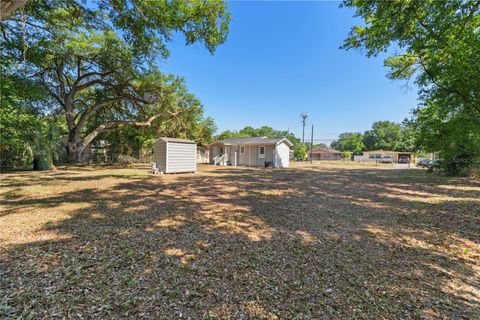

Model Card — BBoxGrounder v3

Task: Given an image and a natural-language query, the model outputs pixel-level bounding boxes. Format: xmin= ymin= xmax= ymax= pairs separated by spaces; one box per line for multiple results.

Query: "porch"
xmin=211 ymin=144 xmax=274 ymax=167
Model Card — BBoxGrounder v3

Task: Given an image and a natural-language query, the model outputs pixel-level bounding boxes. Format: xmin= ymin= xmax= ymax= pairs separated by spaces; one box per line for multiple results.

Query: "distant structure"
xmin=301 ymin=112 xmax=308 ymax=143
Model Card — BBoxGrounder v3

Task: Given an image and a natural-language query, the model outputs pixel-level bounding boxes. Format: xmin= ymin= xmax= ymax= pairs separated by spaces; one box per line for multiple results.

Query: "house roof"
xmin=212 ymin=136 xmax=293 ymax=146
xmin=310 ymin=148 xmax=342 ymax=154
xmin=155 ymin=137 xmax=196 ymax=144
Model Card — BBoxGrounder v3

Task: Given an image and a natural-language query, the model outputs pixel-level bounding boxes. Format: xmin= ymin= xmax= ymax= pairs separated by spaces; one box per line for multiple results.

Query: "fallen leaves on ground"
xmin=0 ymin=163 xmax=479 ymax=319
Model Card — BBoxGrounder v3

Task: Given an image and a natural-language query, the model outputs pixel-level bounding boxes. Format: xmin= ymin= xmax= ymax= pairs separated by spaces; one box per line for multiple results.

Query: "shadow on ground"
xmin=1 ymin=165 xmax=479 ymax=319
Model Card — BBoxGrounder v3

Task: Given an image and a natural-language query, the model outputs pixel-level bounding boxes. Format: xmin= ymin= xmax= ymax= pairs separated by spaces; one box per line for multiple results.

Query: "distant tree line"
xmin=331 ymin=121 xmax=417 ymax=156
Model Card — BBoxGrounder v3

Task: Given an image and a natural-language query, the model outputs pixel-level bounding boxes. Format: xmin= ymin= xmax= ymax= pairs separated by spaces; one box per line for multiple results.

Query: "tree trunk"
xmin=64 ymin=114 xmax=164 ymax=163
xmin=33 ymin=156 xmax=40 ymax=171
xmin=66 ymin=140 xmax=85 ymax=163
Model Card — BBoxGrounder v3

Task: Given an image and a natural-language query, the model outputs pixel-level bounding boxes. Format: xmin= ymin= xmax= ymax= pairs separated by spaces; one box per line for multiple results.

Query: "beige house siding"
xmin=238 ymin=145 xmax=250 ymax=165
xmin=209 ymin=143 xmax=289 ymax=167
xmin=209 ymin=137 xmax=292 ymax=168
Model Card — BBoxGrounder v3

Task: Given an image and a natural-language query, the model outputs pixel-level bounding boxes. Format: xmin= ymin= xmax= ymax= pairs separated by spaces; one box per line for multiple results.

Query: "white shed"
xmin=153 ymin=137 xmax=197 ymax=173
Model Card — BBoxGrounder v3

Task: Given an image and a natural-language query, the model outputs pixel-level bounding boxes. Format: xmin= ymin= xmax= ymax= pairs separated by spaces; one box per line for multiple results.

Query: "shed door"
xmin=167 ymin=142 xmax=196 ymax=173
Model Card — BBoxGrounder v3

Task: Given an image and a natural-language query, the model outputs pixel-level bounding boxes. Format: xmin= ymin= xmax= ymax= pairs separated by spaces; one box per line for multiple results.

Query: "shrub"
xmin=116 ymin=155 xmax=136 ymax=167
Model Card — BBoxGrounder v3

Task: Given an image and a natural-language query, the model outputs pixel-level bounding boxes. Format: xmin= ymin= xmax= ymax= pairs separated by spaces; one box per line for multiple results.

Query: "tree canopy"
xmin=331 ymin=121 xmax=416 ymax=155
xmin=1 ymin=0 xmax=230 ymax=163
xmin=331 ymin=132 xmax=364 ymax=155
xmin=363 ymin=121 xmax=415 ymax=152
xmin=342 ymin=0 xmax=480 ymax=175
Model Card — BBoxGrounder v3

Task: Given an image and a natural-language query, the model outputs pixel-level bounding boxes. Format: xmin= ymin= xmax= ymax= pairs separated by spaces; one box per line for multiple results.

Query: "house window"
xmin=258 ymin=146 xmax=265 ymax=158
xmin=240 ymin=146 xmax=245 ymax=154
xmin=369 ymin=154 xmax=382 ymax=159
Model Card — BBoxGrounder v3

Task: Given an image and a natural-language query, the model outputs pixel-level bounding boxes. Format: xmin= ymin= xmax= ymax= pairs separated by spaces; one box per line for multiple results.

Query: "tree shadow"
xmin=1 ymin=165 xmax=479 ymax=318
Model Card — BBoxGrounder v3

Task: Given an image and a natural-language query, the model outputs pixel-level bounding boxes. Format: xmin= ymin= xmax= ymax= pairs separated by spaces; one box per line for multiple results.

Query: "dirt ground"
xmin=1 ymin=162 xmax=479 ymax=319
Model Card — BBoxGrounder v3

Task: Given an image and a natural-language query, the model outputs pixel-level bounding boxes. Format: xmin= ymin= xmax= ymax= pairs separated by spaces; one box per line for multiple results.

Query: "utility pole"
xmin=301 ymin=112 xmax=308 ymax=143
xmin=310 ymin=124 xmax=314 ymax=164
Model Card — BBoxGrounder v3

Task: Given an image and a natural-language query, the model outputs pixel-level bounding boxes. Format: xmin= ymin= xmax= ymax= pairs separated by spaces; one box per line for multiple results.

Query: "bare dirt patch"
xmin=1 ymin=164 xmax=479 ymax=319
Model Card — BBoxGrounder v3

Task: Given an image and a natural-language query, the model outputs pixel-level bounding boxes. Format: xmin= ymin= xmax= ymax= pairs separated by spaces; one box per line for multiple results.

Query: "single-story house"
xmin=307 ymin=148 xmax=343 ymax=161
xmin=209 ymin=136 xmax=293 ymax=168
xmin=357 ymin=150 xmax=415 ymax=163
xmin=153 ymin=137 xmax=197 ymax=173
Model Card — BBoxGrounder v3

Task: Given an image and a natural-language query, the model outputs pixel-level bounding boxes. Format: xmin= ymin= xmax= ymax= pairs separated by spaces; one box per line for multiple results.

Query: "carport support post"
xmin=310 ymin=125 xmax=314 ymax=164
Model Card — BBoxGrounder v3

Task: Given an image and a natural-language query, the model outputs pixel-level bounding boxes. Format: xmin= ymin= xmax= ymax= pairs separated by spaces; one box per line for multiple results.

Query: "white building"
xmin=209 ymin=136 xmax=292 ymax=168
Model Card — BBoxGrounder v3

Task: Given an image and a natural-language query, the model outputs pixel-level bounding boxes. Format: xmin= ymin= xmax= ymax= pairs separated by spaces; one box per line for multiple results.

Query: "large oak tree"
xmin=1 ymin=0 xmax=230 ymax=162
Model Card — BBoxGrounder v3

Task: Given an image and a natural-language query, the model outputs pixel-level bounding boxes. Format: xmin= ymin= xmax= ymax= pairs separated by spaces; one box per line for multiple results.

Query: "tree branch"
xmin=72 ymin=97 xmax=125 ymax=141
xmin=39 ymin=72 xmax=64 ymax=107
xmin=82 ymin=113 xmax=164 ymax=148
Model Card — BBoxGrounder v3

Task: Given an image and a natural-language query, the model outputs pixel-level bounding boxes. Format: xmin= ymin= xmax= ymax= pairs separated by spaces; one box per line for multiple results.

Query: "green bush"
xmin=117 ymin=155 xmax=137 ymax=167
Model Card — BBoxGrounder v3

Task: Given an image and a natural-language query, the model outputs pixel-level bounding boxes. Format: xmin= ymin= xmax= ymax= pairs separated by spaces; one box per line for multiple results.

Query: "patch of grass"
xmin=0 ymin=164 xmax=478 ymax=318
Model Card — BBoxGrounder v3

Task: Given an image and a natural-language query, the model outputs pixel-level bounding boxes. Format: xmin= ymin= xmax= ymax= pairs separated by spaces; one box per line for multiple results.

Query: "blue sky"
xmin=160 ymin=1 xmax=418 ymax=143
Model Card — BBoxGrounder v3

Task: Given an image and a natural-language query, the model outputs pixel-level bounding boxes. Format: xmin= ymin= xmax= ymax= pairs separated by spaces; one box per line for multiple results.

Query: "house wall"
xmin=226 ymin=146 xmax=235 ymax=165
xmin=361 ymin=151 xmax=410 ymax=163
xmin=223 ymin=145 xmax=248 ymax=166
xmin=153 ymin=140 xmax=167 ymax=172
xmin=209 ymin=145 xmax=220 ymax=164
xmin=166 ymin=142 xmax=196 ymax=173
xmin=238 ymin=145 xmax=249 ymax=165
xmin=245 ymin=145 xmax=273 ymax=167
xmin=274 ymin=142 xmax=290 ymax=168
xmin=209 ymin=144 xmax=233 ymax=165
xmin=353 ymin=155 xmax=364 ymax=162
xmin=209 ymin=144 xmax=278 ymax=167
xmin=321 ymin=153 xmax=342 ymax=160
xmin=209 ymin=142 xmax=294 ymax=167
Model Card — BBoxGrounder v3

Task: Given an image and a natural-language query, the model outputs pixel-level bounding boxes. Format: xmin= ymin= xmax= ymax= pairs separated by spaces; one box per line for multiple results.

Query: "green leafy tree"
xmin=91 ymin=80 xmax=217 ymax=162
xmin=341 ymin=151 xmax=352 ymax=160
xmin=28 ymin=117 xmax=63 ymax=170
xmin=411 ymin=105 xmax=480 ymax=176
xmin=342 ymin=0 xmax=480 ymax=174
xmin=363 ymin=121 xmax=403 ymax=151
xmin=216 ymin=130 xmax=239 ymax=140
xmin=0 ymin=69 xmax=60 ymax=170
xmin=293 ymin=143 xmax=307 ymax=161
xmin=1 ymin=0 xmax=230 ymax=163
xmin=331 ymin=132 xmax=364 ymax=155
xmin=362 ymin=121 xmax=416 ymax=152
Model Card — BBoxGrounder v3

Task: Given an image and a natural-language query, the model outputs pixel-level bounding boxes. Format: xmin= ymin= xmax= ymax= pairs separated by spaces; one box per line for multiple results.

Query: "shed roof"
xmin=155 ymin=137 xmax=196 ymax=144
xmin=212 ymin=136 xmax=293 ymax=146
